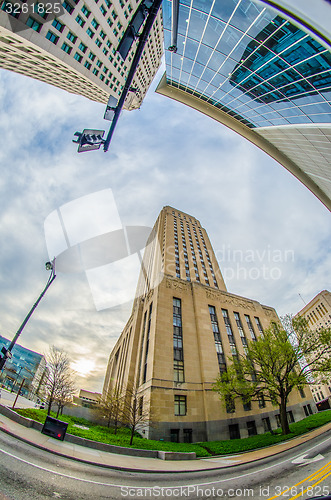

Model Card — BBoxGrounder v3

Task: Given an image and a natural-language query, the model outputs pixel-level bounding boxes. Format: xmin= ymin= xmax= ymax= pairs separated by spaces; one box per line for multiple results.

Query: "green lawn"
xmin=15 ymin=408 xmax=331 ymax=458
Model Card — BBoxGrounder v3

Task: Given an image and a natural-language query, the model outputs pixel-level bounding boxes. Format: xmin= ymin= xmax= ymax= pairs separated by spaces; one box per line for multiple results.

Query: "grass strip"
xmin=15 ymin=408 xmax=331 ymax=458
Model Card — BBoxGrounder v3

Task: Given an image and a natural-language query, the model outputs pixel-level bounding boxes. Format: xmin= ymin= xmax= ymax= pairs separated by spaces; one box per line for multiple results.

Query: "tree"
xmin=96 ymin=386 xmax=124 ymax=432
xmin=54 ymin=375 xmax=76 ymax=418
xmin=43 ymin=346 xmax=76 ymax=416
xmin=121 ymin=383 xmax=151 ymax=445
xmin=213 ymin=317 xmax=331 ymax=435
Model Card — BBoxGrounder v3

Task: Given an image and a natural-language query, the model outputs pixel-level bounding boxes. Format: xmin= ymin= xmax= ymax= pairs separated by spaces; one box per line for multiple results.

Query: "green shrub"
xmin=14 ymin=408 xmax=331 ymax=458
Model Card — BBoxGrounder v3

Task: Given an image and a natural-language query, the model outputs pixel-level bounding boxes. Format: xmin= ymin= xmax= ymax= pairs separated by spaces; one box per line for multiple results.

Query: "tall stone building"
xmin=103 ymin=206 xmax=315 ymax=442
xmin=294 ymin=290 xmax=331 ymax=404
xmin=0 ymin=0 xmax=163 ymax=107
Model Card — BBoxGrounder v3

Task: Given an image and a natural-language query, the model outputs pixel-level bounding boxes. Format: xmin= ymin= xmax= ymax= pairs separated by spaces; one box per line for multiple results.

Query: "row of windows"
xmin=174 ymin=219 xmax=180 ymax=278
xmin=198 ymin=228 xmax=218 ymax=288
xmin=209 ymin=306 xmax=260 ymax=374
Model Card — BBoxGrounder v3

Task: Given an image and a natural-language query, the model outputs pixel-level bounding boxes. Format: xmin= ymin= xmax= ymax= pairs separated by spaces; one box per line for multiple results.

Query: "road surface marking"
xmin=292 ymin=453 xmax=324 ymax=466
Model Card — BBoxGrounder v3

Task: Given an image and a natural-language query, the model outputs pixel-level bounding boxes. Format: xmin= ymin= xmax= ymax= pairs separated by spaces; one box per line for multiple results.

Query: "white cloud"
xmin=0 ymin=66 xmax=329 ymax=392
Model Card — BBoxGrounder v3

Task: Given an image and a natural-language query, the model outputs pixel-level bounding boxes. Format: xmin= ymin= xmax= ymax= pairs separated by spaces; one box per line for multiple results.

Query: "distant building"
xmin=0 ymin=335 xmax=46 ymax=398
xmin=73 ymin=389 xmax=101 ymax=407
xmin=103 ymin=206 xmax=315 ymax=443
xmin=294 ymin=290 xmax=331 ymax=404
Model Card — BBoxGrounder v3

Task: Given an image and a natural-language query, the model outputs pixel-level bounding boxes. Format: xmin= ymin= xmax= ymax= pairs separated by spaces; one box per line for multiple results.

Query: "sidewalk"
xmin=1 ymin=409 xmax=331 ymax=473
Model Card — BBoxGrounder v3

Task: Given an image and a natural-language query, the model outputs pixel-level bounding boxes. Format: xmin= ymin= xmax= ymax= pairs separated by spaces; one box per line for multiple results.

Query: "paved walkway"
xmin=1 ymin=407 xmax=331 ymax=473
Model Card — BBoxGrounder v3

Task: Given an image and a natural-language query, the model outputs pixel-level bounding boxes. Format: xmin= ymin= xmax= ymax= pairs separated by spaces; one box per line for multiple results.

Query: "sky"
xmin=0 ymin=58 xmax=330 ymax=394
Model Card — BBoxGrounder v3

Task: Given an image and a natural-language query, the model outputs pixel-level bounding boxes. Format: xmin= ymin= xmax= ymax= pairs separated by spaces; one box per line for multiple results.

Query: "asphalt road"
xmin=0 ymin=429 xmax=331 ymax=500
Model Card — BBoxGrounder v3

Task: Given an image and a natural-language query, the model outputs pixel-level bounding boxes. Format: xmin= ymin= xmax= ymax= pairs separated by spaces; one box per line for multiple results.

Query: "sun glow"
xmin=71 ymin=359 xmax=95 ymax=377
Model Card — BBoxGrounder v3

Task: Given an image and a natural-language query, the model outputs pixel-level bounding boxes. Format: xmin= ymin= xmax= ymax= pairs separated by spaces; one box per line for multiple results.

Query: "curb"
xmin=1 ymin=405 xmax=331 ymax=474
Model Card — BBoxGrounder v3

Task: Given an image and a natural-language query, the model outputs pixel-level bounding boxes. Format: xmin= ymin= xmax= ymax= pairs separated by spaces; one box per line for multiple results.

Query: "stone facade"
xmin=294 ymin=290 xmax=331 ymax=404
xmin=103 ymin=206 xmax=316 ymax=442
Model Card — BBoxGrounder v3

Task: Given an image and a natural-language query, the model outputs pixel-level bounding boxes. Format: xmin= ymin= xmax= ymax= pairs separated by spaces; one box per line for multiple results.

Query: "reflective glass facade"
xmin=162 ymin=0 xmax=331 ymax=128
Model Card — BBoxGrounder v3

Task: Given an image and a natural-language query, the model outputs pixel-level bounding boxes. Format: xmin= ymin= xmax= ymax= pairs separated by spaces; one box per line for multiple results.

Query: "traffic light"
xmin=117 ymin=0 xmax=153 ymax=61
xmin=72 ymin=129 xmax=106 ymax=152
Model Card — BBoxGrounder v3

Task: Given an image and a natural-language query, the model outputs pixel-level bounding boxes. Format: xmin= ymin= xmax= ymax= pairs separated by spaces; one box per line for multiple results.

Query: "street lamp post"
xmin=0 ymin=259 xmax=56 ymax=372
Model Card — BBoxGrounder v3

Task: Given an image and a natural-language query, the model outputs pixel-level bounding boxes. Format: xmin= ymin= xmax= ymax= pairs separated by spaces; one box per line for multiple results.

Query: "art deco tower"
xmin=103 ymin=206 xmax=315 ymax=442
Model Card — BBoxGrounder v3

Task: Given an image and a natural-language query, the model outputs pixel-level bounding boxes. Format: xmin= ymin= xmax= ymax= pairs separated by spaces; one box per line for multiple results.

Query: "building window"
xmin=262 ymin=417 xmax=272 ymax=433
xmin=258 ymin=395 xmax=266 ymax=408
xmin=222 ymin=309 xmax=236 ymax=346
xmin=234 ymin=311 xmax=248 ymax=346
xmin=173 ymin=298 xmax=184 ymax=382
xmin=229 ymin=424 xmax=240 ymax=440
xmin=142 ymin=302 xmax=153 ymax=384
xmin=95 ymin=38 xmax=102 ymax=47
xmin=26 ymin=17 xmax=42 ymax=32
xmin=67 ymin=31 xmax=77 ymax=43
xmin=92 ymin=68 xmax=99 ymax=76
xmin=209 ymin=305 xmax=226 ymax=374
xmin=243 ymin=398 xmax=251 ymax=411
xmin=245 ymin=315 xmax=257 ymax=341
xmin=86 ymin=27 xmax=95 ymax=38
xmin=225 ymin=395 xmax=235 ymax=413
xmin=299 ymin=387 xmax=305 ymax=398
xmin=46 ymin=31 xmax=59 ymax=44
xmin=74 ymin=52 xmax=82 ymax=62
xmin=170 ymin=429 xmax=179 ymax=442
xmin=303 ymin=404 xmax=313 ymax=416
xmin=84 ymin=61 xmax=91 ymax=69
xmin=88 ymin=51 xmax=96 ymax=61
xmin=174 ymin=360 xmax=184 ymax=382
xmin=81 ymin=5 xmax=91 ymax=17
xmin=62 ymin=0 xmax=74 ymax=14
xmin=247 ymin=421 xmax=257 ymax=437
xmin=100 ymin=4 xmax=106 ymax=15
xmin=91 ymin=17 xmax=99 ymax=29
xmin=52 ymin=18 xmax=65 ymax=32
xmin=275 ymin=414 xmax=281 ymax=427
xmin=174 ymin=395 xmax=186 ymax=416
xmin=61 ymin=42 xmax=72 ymax=54
xmin=100 ymin=30 xmax=106 ymax=39
xmin=183 ymin=429 xmax=192 ymax=443
xmin=79 ymin=42 xmax=87 ymax=53
xmin=107 ymin=17 xmax=113 ymax=27
xmin=254 ymin=317 xmax=264 ymax=335
xmin=138 ymin=396 xmax=143 ymax=417
xmin=75 ymin=15 xmax=85 ymax=27
xmin=96 ymin=59 xmax=102 ymax=68
xmin=287 ymin=410 xmax=295 ymax=423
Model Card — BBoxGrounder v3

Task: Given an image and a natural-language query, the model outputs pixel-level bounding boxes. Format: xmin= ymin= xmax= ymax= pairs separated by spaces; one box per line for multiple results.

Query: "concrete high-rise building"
xmin=103 ymin=206 xmax=315 ymax=442
xmin=294 ymin=290 xmax=331 ymax=405
xmin=157 ymin=0 xmax=331 ymax=210
xmin=0 ymin=0 xmax=163 ymax=107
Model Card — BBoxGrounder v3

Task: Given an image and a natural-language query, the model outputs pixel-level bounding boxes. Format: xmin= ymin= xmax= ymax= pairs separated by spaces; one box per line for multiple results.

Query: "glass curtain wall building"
xmin=157 ymin=0 xmax=331 ymax=210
